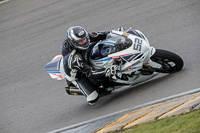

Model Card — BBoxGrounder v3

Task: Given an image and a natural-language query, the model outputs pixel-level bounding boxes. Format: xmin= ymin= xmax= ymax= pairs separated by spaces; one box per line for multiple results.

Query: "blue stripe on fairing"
xmin=67 ymin=30 xmax=69 ymax=37
xmin=48 ymin=71 xmax=61 ymax=73
xmin=94 ymin=57 xmax=111 ymax=62
xmin=103 ymin=42 xmax=115 ymax=45
xmin=133 ymin=66 xmax=142 ymax=69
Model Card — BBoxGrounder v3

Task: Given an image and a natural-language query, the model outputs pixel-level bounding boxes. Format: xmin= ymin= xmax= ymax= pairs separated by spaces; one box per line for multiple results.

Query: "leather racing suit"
xmin=61 ymin=31 xmax=110 ymax=104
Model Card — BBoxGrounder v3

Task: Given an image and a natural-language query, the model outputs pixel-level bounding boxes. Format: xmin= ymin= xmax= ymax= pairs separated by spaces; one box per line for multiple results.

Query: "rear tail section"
xmin=45 ymin=55 xmax=64 ymax=80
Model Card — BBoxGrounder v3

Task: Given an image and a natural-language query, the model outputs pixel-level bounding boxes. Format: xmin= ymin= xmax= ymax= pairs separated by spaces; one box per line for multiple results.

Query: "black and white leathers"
xmin=62 ymin=31 xmax=109 ymax=104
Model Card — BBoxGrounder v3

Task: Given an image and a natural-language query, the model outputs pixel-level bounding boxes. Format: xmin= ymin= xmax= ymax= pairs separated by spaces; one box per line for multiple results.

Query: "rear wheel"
xmin=151 ymin=49 xmax=184 ymax=73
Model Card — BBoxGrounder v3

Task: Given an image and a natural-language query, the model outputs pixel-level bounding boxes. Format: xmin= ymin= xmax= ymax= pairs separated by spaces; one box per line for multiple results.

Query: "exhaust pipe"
xmin=65 ymin=86 xmax=84 ymax=95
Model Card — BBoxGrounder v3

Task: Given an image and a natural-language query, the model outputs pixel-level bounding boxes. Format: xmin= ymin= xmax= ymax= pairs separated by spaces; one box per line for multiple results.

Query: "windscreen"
xmin=90 ymin=36 xmax=132 ymax=60
xmin=90 ymin=43 xmax=114 ymax=60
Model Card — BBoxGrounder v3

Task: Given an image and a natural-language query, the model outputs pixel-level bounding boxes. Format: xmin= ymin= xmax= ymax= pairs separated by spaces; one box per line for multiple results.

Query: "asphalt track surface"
xmin=0 ymin=0 xmax=200 ymax=133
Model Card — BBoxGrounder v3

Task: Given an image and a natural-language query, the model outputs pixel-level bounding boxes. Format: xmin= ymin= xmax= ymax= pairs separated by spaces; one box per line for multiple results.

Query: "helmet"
xmin=67 ymin=26 xmax=90 ymax=50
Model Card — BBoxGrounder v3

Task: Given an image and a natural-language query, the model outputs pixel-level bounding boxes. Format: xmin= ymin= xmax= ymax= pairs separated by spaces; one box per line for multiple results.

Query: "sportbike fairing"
xmin=89 ymin=32 xmax=151 ymax=67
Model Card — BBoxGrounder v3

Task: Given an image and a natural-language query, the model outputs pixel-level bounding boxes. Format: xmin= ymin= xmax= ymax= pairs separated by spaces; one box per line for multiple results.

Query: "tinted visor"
xmin=73 ymin=36 xmax=90 ymax=50
xmin=77 ymin=37 xmax=87 ymax=45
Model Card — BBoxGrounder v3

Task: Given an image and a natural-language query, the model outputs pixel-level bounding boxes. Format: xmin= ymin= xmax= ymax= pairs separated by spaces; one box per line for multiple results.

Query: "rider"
xmin=61 ymin=26 xmax=120 ymax=105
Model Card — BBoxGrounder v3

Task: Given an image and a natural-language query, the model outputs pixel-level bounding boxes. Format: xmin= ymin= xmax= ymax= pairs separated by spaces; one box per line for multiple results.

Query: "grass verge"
xmin=111 ymin=109 xmax=200 ymax=133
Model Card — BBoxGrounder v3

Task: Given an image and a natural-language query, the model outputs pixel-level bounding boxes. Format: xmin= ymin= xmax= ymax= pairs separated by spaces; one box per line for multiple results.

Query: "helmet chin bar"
xmin=77 ymin=37 xmax=87 ymax=45
xmin=76 ymin=45 xmax=89 ymax=50
xmin=76 ymin=36 xmax=90 ymax=50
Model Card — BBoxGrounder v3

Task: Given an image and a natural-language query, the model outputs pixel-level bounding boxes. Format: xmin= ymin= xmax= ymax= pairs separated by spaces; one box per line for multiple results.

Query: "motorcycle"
xmin=45 ymin=28 xmax=184 ymax=96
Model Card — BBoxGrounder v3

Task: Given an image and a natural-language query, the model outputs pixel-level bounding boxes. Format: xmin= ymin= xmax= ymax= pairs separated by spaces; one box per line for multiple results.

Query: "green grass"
xmin=111 ymin=109 xmax=200 ymax=133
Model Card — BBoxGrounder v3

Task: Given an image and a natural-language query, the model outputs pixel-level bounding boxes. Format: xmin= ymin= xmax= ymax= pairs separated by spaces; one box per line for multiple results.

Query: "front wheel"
xmin=150 ymin=49 xmax=184 ymax=73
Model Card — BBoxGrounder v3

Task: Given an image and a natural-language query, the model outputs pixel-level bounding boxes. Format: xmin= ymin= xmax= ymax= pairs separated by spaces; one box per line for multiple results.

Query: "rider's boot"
xmin=76 ymin=76 xmax=99 ymax=105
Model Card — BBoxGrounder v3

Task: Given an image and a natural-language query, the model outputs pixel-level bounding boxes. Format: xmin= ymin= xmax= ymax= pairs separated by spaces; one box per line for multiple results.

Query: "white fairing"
xmin=89 ymin=29 xmax=161 ymax=85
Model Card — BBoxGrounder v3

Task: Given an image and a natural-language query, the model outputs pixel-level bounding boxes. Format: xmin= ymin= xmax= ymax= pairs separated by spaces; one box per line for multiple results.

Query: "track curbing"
xmin=48 ymin=88 xmax=200 ymax=133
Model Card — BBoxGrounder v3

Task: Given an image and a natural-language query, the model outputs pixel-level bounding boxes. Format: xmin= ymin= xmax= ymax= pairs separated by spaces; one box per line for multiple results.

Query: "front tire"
xmin=151 ymin=49 xmax=184 ymax=73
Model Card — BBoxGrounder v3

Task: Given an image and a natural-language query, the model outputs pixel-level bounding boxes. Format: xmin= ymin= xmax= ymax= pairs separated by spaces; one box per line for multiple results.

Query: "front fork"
xmin=140 ymin=47 xmax=157 ymax=75
xmin=142 ymin=48 xmax=162 ymax=73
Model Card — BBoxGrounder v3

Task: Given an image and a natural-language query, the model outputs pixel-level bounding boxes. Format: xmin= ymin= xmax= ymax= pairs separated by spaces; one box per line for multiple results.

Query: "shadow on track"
xmin=94 ymin=73 xmax=180 ymax=108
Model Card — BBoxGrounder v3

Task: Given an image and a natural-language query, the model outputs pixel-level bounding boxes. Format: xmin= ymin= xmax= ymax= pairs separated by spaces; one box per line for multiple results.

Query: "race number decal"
xmin=133 ymin=38 xmax=142 ymax=51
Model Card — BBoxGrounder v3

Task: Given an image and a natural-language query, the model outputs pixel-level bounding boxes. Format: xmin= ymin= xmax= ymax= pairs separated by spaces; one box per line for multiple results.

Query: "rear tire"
xmin=151 ymin=49 xmax=184 ymax=73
